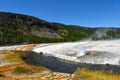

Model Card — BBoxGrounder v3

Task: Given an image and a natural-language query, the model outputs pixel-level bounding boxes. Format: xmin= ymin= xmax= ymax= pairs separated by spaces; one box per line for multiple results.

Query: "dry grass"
xmin=0 ymin=51 xmax=49 ymax=75
xmin=0 ymin=63 xmax=50 ymax=79
xmin=0 ymin=51 xmax=71 ymax=80
xmin=13 ymin=64 xmax=48 ymax=75
xmin=0 ymin=51 xmax=25 ymax=63
xmin=73 ymin=68 xmax=120 ymax=80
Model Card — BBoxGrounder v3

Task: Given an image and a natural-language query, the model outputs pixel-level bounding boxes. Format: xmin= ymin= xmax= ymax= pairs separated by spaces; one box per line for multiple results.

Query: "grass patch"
xmin=1 ymin=51 xmax=26 ymax=63
xmin=13 ymin=64 xmax=48 ymax=75
xmin=13 ymin=66 xmax=34 ymax=74
xmin=73 ymin=68 xmax=120 ymax=80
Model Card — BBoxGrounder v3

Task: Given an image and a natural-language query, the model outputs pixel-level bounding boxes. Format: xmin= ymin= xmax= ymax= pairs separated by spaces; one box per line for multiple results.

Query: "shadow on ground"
xmin=25 ymin=51 xmax=120 ymax=73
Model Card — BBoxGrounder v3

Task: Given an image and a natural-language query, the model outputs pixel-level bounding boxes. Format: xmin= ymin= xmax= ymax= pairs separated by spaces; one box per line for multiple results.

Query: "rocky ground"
xmin=0 ymin=45 xmax=73 ymax=80
xmin=0 ymin=40 xmax=120 ymax=80
xmin=0 ymin=63 xmax=72 ymax=80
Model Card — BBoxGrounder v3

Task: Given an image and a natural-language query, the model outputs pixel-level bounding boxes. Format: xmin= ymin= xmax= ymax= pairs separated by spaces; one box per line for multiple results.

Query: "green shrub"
xmin=13 ymin=66 xmax=34 ymax=74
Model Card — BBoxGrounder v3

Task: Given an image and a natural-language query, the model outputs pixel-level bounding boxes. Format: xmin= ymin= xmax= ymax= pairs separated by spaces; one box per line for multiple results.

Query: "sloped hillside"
xmin=91 ymin=28 xmax=120 ymax=40
xmin=0 ymin=12 xmax=120 ymax=46
xmin=0 ymin=12 xmax=95 ymax=45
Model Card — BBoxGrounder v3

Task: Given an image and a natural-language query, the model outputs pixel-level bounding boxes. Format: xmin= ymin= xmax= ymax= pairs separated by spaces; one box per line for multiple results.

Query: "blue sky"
xmin=0 ymin=0 xmax=120 ymax=28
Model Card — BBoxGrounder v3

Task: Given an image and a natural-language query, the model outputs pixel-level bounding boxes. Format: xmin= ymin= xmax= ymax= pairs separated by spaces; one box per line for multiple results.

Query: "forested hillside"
xmin=0 ymin=12 xmax=120 ymax=45
xmin=0 ymin=12 xmax=94 ymax=45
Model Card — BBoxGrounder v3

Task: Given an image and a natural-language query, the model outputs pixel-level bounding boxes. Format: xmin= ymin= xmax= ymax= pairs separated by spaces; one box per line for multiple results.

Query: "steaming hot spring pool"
xmin=33 ymin=40 xmax=120 ymax=65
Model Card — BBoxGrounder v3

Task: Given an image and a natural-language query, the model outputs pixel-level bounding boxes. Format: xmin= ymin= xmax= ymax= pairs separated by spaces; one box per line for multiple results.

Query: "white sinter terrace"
xmin=33 ymin=40 xmax=120 ymax=65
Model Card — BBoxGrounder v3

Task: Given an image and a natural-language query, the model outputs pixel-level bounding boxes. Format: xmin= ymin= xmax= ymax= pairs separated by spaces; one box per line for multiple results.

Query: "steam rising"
xmin=32 ymin=40 xmax=120 ymax=65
